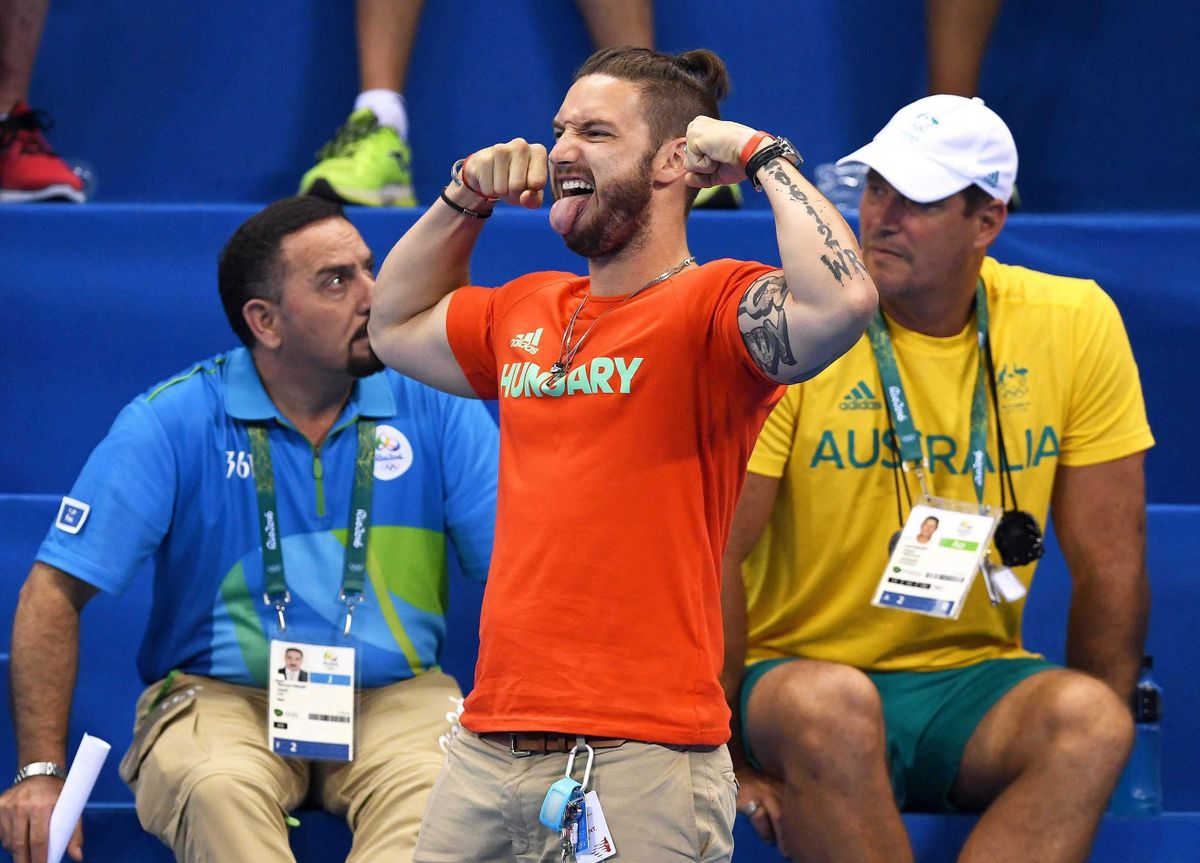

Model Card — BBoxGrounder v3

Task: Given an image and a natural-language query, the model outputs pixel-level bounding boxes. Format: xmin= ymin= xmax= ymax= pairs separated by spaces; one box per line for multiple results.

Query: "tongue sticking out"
xmin=549 ymin=194 xmax=591 ymax=236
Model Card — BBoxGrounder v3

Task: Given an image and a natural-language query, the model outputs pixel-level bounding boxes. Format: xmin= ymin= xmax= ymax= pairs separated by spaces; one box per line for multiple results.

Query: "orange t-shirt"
xmin=446 ymin=259 xmax=782 ymax=745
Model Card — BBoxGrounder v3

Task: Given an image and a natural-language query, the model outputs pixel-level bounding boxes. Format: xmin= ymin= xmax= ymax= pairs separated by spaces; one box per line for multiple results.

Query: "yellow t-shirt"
xmin=743 ymin=257 xmax=1155 ymax=671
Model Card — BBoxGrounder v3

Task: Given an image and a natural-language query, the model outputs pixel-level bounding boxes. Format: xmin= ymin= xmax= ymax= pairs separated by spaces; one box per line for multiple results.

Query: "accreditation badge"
xmin=871 ymin=496 xmax=998 ymax=620
xmin=267 ymin=638 xmax=356 ymax=761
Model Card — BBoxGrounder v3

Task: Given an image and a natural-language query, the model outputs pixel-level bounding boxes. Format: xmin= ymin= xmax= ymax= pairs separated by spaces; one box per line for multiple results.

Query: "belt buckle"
xmin=508 ymin=733 xmax=534 ymax=758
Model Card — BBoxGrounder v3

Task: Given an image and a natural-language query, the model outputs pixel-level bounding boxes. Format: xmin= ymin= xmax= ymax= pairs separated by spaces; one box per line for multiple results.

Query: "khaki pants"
xmin=414 ymin=730 xmax=737 ymax=862
xmin=121 ymin=670 xmax=461 ymax=863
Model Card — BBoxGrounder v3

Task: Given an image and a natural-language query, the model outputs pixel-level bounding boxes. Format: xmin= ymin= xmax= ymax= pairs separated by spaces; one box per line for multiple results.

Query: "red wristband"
xmin=739 ymin=132 xmax=773 ymax=168
xmin=459 ymin=155 xmax=499 ymax=202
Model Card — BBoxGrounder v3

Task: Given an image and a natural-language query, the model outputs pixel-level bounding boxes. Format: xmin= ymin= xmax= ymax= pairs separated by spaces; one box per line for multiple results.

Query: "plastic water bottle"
xmin=69 ymin=159 xmax=97 ymax=201
xmin=1110 ymin=655 xmax=1163 ymax=816
xmin=814 ymin=162 xmax=869 ymax=219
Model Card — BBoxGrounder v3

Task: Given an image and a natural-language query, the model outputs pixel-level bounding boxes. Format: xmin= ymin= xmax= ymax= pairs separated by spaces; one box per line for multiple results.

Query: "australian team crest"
xmin=997 ymin=363 xmax=1031 ymax=411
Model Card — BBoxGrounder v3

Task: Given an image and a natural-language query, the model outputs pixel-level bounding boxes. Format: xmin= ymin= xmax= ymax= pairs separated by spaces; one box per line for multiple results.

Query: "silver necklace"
xmin=549 ymin=256 xmax=697 ymax=381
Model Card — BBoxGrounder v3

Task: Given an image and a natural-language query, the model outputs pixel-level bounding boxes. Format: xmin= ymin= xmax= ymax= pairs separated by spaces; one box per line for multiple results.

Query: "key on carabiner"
xmin=559 ymin=799 xmax=579 ymax=862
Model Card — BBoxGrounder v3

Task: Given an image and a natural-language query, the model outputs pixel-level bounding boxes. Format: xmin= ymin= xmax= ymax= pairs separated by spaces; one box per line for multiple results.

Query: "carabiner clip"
xmin=339 ymin=590 xmax=364 ymax=637
xmin=263 ymin=591 xmax=292 ymax=632
xmin=565 ymin=738 xmax=595 ymax=792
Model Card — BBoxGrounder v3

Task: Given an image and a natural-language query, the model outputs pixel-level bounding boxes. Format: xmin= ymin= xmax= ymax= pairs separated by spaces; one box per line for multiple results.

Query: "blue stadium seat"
xmin=1 ymin=207 xmax=1197 ymax=505
xmin=12 ymin=804 xmax=1199 ymax=863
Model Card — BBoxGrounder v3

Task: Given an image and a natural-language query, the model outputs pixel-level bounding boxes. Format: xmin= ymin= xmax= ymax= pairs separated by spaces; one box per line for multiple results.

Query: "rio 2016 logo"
xmin=373 ymin=425 xmax=414 ymax=481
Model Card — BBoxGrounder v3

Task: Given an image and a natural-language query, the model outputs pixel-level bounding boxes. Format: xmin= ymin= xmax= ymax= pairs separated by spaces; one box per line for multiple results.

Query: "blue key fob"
xmin=539 ymin=777 xmax=583 ymax=830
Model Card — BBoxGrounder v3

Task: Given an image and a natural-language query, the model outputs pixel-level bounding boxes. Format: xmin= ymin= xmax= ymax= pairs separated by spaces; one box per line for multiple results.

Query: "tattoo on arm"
xmin=738 ymin=273 xmax=796 ymax=376
xmin=762 ymin=160 xmax=870 ymax=285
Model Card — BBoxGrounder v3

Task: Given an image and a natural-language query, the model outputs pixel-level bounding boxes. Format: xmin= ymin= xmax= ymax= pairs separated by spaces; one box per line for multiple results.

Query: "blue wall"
xmin=27 ymin=0 xmax=1200 ymax=211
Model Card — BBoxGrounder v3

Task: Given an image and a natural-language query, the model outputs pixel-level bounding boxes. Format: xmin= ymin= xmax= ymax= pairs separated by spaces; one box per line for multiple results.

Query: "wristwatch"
xmin=13 ymin=761 xmax=66 ymax=785
xmin=745 ymin=136 xmax=804 ymax=191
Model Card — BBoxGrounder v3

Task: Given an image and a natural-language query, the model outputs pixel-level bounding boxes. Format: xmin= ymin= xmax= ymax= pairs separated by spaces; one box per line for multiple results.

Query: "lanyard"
xmin=249 ymin=419 xmax=376 ymax=634
xmin=867 ymin=279 xmax=991 ymax=509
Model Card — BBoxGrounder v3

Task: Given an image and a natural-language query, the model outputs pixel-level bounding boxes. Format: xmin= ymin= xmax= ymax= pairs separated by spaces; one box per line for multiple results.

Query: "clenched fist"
xmin=683 ymin=116 xmax=761 ymax=188
xmin=459 ymin=138 xmax=548 ymax=209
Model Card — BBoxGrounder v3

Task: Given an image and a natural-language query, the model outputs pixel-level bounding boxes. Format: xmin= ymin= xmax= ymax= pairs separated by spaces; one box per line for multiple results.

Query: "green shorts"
xmin=740 ymin=656 xmax=1056 ymax=812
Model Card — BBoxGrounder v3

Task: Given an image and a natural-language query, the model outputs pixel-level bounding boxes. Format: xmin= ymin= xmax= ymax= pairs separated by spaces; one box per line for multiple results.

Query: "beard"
xmin=347 ymin=331 xmax=385 ymax=378
xmin=563 ymin=151 xmax=655 ymax=259
xmin=348 ymin=350 xmax=385 ymax=378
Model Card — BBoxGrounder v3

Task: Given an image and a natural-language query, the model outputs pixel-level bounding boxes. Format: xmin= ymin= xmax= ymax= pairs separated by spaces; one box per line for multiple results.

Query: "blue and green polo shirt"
xmin=37 ymin=347 xmax=498 ymax=688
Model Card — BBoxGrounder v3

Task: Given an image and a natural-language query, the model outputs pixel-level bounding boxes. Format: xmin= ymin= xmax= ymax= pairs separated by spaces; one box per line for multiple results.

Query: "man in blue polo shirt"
xmin=0 ymin=196 xmax=499 ymax=863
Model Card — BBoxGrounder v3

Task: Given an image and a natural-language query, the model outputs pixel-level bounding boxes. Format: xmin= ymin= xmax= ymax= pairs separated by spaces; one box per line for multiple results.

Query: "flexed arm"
xmin=684 ymin=118 xmax=877 ymax=384
xmin=369 ymin=140 xmax=548 ymax=396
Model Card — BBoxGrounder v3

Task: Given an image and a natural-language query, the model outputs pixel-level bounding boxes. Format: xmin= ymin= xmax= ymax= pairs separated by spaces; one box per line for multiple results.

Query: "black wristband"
xmin=439 ymin=189 xmax=493 ymax=220
xmin=745 ymin=137 xmax=804 ymax=191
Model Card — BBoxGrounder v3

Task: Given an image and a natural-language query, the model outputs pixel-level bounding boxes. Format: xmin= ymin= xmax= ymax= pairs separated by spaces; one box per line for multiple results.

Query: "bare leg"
xmin=924 ymin=0 xmax=1003 ymax=96
xmin=952 ymin=670 xmax=1133 ymax=863
xmin=0 ymin=0 xmax=49 ymax=109
xmin=356 ymin=0 xmax=425 ymax=93
xmin=575 ymin=0 xmax=653 ymax=49
xmin=745 ymin=659 xmax=912 ymax=863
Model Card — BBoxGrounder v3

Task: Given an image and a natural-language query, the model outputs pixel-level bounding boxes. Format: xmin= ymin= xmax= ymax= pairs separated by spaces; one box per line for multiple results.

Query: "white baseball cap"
xmin=837 ymin=95 xmax=1017 ymax=204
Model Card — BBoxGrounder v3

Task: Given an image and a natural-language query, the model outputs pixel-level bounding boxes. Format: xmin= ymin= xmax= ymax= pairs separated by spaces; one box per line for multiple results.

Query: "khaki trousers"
xmin=121 ymin=670 xmax=461 ymax=863
xmin=414 ymin=730 xmax=737 ymax=862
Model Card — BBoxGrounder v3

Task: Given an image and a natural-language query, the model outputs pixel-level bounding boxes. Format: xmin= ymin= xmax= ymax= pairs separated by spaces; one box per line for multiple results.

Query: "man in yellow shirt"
xmin=722 ymin=95 xmax=1154 ymax=863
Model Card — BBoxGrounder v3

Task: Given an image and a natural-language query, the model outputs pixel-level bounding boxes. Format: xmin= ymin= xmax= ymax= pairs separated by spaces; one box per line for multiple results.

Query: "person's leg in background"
xmin=744 ymin=658 xmax=913 ymax=863
xmin=0 ymin=0 xmax=85 ymax=202
xmin=300 ymin=0 xmax=423 ymax=206
xmin=574 ymin=0 xmax=653 ymax=50
xmin=924 ymin=0 xmax=1004 ymax=96
xmin=126 ymin=674 xmax=309 ymax=863
xmin=0 ymin=0 xmax=47 ymax=110
xmin=315 ymin=669 xmax=462 ymax=863
xmin=950 ymin=669 xmax=1133 ymax=863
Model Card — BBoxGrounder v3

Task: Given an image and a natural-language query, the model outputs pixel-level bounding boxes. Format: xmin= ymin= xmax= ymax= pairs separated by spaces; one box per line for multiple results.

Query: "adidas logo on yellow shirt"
xmin=839 ymin=379 xmax=882 ymax=411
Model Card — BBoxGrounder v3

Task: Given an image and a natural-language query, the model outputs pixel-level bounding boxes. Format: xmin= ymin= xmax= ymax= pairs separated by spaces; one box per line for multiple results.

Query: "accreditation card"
xmin=871 ymin=496 xmax=997 ymax=620
xmin=267 ymin=639 xmax=356 ymax=761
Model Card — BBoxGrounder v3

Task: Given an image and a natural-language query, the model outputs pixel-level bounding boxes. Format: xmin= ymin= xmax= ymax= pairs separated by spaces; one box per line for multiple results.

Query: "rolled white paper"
xmin=47 ymin=733 xmax=111 ymax=863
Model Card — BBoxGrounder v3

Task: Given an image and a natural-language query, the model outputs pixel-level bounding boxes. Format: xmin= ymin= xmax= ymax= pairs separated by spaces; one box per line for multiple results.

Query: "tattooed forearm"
xmin=762 ymin=160 xmax=869 ymax=285
xmin=738 ymin=273 xmax=796 ymax=375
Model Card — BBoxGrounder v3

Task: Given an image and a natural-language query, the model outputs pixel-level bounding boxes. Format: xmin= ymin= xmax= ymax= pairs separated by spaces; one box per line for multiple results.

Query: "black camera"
xmin=993 ymin=510 xmax=1044 ymax=567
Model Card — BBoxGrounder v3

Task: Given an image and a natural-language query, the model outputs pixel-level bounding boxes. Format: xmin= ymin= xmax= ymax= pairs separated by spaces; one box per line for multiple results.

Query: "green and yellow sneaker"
xmin=299 ymin=109 xmax=416 ymax=206
xmin=692 ymin=182 xmax=743 ymax=210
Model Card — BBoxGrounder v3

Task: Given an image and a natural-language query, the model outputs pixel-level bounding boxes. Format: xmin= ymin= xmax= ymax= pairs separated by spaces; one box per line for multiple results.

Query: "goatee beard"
xmin=348 ymin=346 xmax=385 ymax=378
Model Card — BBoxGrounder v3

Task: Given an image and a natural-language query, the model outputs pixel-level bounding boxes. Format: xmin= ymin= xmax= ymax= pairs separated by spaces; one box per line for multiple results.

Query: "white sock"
xmin=354 ymin=89 xmax=408 ymax=140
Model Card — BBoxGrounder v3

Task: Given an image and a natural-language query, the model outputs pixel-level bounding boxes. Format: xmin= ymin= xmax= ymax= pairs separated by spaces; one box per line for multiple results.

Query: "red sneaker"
xmin=0 ymin=101 xmax=85 ymax=203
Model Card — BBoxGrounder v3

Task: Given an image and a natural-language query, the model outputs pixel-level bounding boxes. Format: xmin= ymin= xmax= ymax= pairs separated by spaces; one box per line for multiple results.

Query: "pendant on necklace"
xmin=549 ymin=361 xmax=567 ymax=377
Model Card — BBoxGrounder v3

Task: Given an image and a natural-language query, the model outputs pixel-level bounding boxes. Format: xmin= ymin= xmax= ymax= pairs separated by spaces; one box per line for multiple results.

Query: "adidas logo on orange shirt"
xmin=509 ymin=327 xmax=544 ymax=355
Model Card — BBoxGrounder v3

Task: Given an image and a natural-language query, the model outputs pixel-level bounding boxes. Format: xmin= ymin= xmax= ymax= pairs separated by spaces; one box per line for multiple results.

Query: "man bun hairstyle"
xmin=218 ymin=195 xmax=346 ymax=347
xmin=575 ymin=47 xmax=730 ymax=150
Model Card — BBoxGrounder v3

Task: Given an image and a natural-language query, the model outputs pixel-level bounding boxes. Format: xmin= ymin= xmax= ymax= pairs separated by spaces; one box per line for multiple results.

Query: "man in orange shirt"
xmin=370 ymin=46 xmax=877 ymax=861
